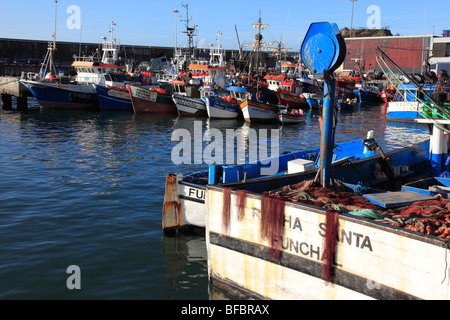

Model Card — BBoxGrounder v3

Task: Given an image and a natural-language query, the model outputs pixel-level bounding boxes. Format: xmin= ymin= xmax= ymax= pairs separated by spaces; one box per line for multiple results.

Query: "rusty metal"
xmin=162 ymin=174 xmax=183 ymax=231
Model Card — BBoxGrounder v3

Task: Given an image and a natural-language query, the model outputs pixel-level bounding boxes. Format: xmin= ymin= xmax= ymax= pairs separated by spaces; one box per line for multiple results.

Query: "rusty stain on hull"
xmin=162 ymin=174 xmax=183 ymax=230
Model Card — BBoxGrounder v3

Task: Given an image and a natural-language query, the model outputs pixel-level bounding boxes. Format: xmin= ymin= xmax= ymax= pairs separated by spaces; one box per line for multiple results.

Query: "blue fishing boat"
xmin=337 ymin=98 xmax=359 ymax=111
xmin=353 ymin=81 xmax=382 ymax=104
xmin=203 ymin=95 xmax=242 ymax=119
xmin=21 ymin=22 xmax=127 ymax=109
xmin=303 ymin=92 xmax=322 ymax=109
xmin=162 ymin=132 xmax=378 ymax=232
xmin=94 ymin=83 xmax=132 ymax=111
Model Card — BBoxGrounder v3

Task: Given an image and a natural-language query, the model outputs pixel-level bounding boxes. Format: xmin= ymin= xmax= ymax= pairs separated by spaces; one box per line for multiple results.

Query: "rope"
xmin=0 ymin=79 xmax=20 ymax=87
xmin=376 ymin=55 xmax=450 ymax=132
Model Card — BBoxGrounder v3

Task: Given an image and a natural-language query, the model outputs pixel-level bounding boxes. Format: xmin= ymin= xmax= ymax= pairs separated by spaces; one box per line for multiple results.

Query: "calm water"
xmin=0 ymin=98 xmax=429 ymax=300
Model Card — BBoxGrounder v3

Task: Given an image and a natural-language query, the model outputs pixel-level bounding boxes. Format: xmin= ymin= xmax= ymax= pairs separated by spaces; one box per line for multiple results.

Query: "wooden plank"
xmin=363 ymin=191 xmax=436 ymax=209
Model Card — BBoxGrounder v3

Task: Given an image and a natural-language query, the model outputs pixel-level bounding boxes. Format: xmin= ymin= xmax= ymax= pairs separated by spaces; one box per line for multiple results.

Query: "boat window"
xmin=104 ymin=74 xmax=112 ymax=81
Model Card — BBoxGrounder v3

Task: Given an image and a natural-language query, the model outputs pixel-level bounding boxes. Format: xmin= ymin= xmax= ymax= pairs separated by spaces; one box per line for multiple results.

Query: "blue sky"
xmin=0 ymin=0 xmax=449 ymax=51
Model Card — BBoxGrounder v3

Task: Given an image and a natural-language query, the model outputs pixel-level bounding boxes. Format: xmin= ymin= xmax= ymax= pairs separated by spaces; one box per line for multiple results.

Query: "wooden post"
xmin=1 ymin=94 xmax=12 ymax=110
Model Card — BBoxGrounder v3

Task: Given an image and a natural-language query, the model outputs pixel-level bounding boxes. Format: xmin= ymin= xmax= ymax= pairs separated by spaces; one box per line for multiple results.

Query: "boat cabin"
xmin=264 ymin=74 xmax=285 ymax=91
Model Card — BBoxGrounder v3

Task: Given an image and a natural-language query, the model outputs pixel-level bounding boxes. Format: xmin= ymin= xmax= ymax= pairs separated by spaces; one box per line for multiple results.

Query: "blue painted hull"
xmin=219 ymin=140 xmax=431 ymax=195
xmin=203 ymin=97 xmax=241 ymax=119
xmin=387 ymin=111 xmax=424 ymax=122
xmin=95 ymin=84 xmax=133 ymax=111
xmin=305 ymin=97 xmax=320 ymax=109
xmin=21 ymin=80 xmax=99 ymax=109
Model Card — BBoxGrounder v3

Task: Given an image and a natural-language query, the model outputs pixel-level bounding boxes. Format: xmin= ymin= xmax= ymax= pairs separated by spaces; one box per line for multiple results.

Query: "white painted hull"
xmin=204 ymin=97 xmax=240 ymax=119
xmin=206 ymin=187 xmax=450 ymax=300
xmin=240 ymin=100 xmax=279 ymax=123
xmin=163 ymin=174 xmax=206 ymax=231
xmin=387 ymin=101 xmax=424 ymax=120
xmin=278 ymin=114 xmax=307 ymax=124
xmin=173 ymin=94 xmax=207 ymax=116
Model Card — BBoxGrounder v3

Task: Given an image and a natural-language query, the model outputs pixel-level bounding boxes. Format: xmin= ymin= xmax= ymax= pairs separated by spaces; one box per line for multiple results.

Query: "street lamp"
xmin=350 ymin=0 xmax=358 ymax=38
xmin=172 ymin=10 xmax=179 ymax=52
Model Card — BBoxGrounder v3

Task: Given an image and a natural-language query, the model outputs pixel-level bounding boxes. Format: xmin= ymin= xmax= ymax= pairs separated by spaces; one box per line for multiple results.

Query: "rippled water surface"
xmin=0 ymin=99 xmax=429 ymax=299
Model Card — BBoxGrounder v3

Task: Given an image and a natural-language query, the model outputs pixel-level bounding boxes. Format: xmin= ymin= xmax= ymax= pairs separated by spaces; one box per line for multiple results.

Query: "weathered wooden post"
xmin=301 ymin=22 xmax=346 ymax=188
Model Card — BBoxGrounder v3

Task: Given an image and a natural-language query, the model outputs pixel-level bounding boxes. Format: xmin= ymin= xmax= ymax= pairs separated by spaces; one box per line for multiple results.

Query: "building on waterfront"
xmin=342 ymin=29 xmax=450 ymax=75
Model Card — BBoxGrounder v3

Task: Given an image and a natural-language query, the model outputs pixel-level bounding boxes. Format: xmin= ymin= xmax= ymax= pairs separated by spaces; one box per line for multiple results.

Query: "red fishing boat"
xmin=127 ymin=84 xmax=177 ymax=114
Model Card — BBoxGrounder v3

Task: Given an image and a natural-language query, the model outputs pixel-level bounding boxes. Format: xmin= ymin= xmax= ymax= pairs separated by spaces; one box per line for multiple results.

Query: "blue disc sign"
xmin=301 ymin=22 xmax=346 ymax=78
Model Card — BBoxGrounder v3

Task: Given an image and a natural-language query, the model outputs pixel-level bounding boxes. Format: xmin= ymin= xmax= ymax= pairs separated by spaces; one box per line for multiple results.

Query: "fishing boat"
xmin=337 ymin=97 xmax=359 ymax=111
xmin=94 ymin=84 xmax=132 ymax=111
xmin=93 ymin=72 xmax=157 ymax=111
xmin=385 ymin=83 xmax=450 ymax=122
xmin=354 ymin=81 xmax=382 ymax=104
xmin=127 ymin=84 xmax=177 ymax=114
xmin=171 ymin=57 xmax=229 ymax=117
xmin=278 ymin=107 xmax=307 ymax=125
xmin=21 ymin=22 xmax=126 ymax=109
xmin=240 ymin=99 xmax=279 ymax=123
xmin=171 ymin=79 xmax=207 ymax=116
xmin=302 ymin=92 xmax=322 ymax=109
xmin=205 ymin=26 xmax=450 ymax=300
xmin=203 ymin=94 xmax=241 ymax=120
xmin=162 ymin=132 xmax=378 ymax=233
xmin=380 ymin=86 xmax=396 ymax=103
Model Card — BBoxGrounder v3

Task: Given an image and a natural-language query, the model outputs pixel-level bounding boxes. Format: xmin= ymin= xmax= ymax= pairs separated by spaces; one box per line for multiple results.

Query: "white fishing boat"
xmin=278 ymin=110 xmax=307 ymax=125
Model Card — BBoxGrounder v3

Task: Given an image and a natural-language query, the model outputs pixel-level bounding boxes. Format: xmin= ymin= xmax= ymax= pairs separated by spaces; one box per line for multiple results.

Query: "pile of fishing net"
xmin=382 ymin=195 xmax=450 ymax=239
xmin=263 ymin=180 xmax=450 ymax=240
xmin=262 ymin=180 xmax=386 ymax=220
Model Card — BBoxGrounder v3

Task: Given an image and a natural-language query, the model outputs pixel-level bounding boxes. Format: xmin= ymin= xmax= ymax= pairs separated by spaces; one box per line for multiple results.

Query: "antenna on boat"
xmin=39 ymin=0 xmax=58 ymax=80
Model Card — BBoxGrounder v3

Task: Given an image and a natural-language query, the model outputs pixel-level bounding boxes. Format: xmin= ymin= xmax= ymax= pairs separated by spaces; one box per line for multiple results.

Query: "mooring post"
xmin=1 ymin=94 xmax=12 ymax=110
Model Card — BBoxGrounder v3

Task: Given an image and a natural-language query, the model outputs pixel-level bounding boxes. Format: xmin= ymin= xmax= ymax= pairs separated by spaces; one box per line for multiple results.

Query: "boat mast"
xmin=40 ymin=0 xmax=58 ymax=79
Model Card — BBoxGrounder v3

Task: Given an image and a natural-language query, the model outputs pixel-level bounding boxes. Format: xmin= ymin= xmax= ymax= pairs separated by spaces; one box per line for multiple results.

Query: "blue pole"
xmin=320 ymin=78 xmax=336 ymax=188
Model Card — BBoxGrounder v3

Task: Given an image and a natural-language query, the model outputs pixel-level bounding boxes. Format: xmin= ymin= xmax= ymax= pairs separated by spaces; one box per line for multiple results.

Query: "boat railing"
xmin=21 ymin=72 xmax=41 ymax=81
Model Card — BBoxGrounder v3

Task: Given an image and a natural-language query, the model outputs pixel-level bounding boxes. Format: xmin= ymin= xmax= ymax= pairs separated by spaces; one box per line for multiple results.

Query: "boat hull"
xmin=127 ymin=85 xmax=177 ymax=114
xmin=206 ymin=183 xmax=448 ymax=300
xmin=240 ymin=99 xmax=279 ymax=123
xmin=163 ymin=173 xmax=207 ymax=231
xmin=303 ymin=93 xmax=322 ymax=109
xmin=387 ymin=101 xmax=423 ymax=122
xmin=277 ymin=92 xmax=309 ymax=109
xmin=173 ymin=94 xmax=207 ymax=117
xmin=21 ymin=80 xmax=99 ymax=109
xmin=354 ymin=88 xmax=381 ymax=104
xmin=203 ymin=97 xmax=240 ymax=119
xmin=94 ymin=84 xmax=133 ymax=111
xmin=278 ymin=114 xmax=307 ymax=125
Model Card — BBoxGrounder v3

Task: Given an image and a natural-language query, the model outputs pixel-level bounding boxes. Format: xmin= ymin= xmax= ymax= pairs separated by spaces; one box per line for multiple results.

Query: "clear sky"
xmin=0 ymin=0 xmax=449 ymax=52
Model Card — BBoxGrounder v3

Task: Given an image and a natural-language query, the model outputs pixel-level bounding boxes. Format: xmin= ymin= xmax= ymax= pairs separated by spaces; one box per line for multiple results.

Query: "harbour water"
xmin=0 ymin=98 xmax=430 ymax=299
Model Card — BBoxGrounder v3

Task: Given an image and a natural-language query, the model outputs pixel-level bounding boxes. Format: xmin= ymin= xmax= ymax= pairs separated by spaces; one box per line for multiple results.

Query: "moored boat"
xmin=21 ymin=22 xmax=126 ymax=110
xmin=240 ymin=99 xmax=279 ymax=123
xmin=303 ymin=92 xmax=322 ymax=109
xmin=127 ymin=84 xmax=177 ymax=114
xmin=203 ymin=96 xmax=241 ymax=119
xmin=354 ymin=81 xmax=382 ymax=104
xmin=278 ymin=112 xmax=307 ymax=124
xmin=162 ymin=133 xmax=378 ymax=232
xmin=94 ymin=84 xmax=132 ymax=111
